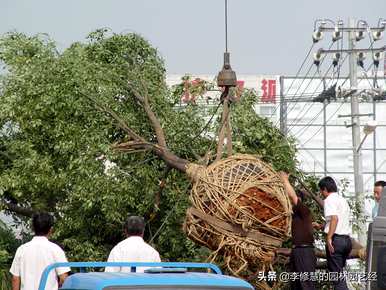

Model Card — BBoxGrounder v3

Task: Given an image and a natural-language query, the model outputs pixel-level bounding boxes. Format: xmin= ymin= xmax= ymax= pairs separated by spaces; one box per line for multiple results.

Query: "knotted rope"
xmin=184 ymin=154 xmax=292 ymax=286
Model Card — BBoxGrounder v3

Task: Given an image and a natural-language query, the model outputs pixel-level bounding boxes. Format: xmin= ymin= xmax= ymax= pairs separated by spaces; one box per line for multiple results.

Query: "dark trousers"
xmin=325 ymin=234 xmax=352 ymax=290
xmin=290 ymin=247 xmax=317 ymax=290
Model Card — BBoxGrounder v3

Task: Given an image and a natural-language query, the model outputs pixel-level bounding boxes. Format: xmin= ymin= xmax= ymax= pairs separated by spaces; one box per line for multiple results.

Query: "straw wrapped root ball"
xmin=184 ymin=154 xmax=292 ymax=276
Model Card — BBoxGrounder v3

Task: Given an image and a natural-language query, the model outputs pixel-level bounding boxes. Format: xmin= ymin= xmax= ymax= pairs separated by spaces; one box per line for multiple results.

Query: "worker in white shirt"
xmin=105 ymin=216 xmax=161 ymax=272
xmin=10 ymin=212 xmax=70 ymax=290
xmin=372 ymin=180 xmax=386 ymax=219
xmin=318 ymin=176 xmax=352 ymax=290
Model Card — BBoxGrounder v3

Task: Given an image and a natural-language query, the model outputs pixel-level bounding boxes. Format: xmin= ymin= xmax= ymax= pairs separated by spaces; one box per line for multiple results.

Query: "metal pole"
xmin=225 ymin=0 xmax=228 ymax=53
xmin=279 ymin=76 xmax=288 ymax=135
xmin=323 ymin=100 xmax=328 ymax=176
xmin=373 ymin=100 xmax=377 ymax=183
xmin=349 ymin=18 xmax=366 ymax=245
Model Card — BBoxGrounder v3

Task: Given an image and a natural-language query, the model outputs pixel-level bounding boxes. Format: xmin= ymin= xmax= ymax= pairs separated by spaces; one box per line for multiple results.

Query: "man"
xmin=372 ymin=180 xmax=386 ymax=219
xmin=10 ymin=212 xmax=70 ymax=290
xmin=105 ymin=216 xmax=161 ymax=272
xmin=318 ymin=176 xmax=351 ymax=290
xmin=280 ymin=172 xmax=316 ymax=290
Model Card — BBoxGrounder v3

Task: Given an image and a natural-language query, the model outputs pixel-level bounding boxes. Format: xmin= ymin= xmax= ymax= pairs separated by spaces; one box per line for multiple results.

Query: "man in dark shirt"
xmin=280 ymin=172 xmax=316 ymax=290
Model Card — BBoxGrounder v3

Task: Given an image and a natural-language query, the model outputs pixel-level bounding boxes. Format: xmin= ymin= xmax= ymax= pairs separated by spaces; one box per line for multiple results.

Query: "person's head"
xmin=318 ymin=176 xmax=338 ymax=197
xmin=32 ymin=212 xmax=54 ymax=236
xmin=374 ymin=180 xmax=386 ymax=202
xmin=124 ymin=216 xmax=145 ymax=237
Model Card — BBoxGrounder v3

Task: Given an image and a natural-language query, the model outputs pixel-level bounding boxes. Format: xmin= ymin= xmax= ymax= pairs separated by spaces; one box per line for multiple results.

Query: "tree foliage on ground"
xmin=0 ymin=29 xmax=309 ymax=267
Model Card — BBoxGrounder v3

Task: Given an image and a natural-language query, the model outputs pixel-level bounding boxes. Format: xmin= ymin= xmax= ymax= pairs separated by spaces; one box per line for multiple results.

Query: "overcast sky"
xmin=1 ymin=0 xmax=385 ymax=75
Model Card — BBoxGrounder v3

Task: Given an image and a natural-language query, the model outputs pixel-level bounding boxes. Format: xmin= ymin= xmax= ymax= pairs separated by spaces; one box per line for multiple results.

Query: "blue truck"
xmin=38 ymin=262 xmax=254 ymax=290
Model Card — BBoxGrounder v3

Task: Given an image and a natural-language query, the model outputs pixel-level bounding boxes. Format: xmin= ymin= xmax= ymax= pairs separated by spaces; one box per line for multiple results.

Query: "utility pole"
xmin=279 ymin=76 xmax=288 ymax=136
xmin=323 ymin=99 xmax=328 ymax=176
xmin=313 ymin=18 xmax=386 ymax=245
xmin=348 ymin=18 xmax=366 ymax=245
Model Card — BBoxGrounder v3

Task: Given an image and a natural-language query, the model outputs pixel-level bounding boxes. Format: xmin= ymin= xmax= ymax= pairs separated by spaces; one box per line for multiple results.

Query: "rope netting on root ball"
xmin=184 ymin=154 xmax=292 ymax=288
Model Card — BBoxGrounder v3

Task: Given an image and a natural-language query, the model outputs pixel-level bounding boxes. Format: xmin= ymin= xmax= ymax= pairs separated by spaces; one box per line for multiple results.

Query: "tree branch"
xmin=80 ymin=91 xmax=145 ymax=142
xmin=127 ymin=81 xmax=167 ymax=149
xmin=2 ymin=202 xmax=36 ymax=217
xmin=276 ymin=247 xmax=366 ymax=261
xmin=80 ymin=89 xmax=189 ymax=172
xmin=294 ymin=177 xmax=324 ymax=209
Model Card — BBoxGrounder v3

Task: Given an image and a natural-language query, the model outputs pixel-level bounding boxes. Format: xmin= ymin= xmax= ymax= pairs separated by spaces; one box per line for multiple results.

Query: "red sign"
xmin=261 ymin=79 xmax=276 ymax=103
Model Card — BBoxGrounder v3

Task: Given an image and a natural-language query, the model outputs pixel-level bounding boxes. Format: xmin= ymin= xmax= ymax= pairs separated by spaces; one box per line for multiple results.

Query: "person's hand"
xmin=299 ymin=189 xmax=311 ymax=198
xmin=327 ymin=238 xmax=334 ymax=254
xmin=279 ymin=171 xmax=289 ymax=182
xmin=312 ymin=222 xmax=323 ymax=230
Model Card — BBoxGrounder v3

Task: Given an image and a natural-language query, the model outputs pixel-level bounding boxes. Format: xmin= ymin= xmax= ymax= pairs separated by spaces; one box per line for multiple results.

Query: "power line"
xmin=286 ymin=38 xmax=379 ymax=138
xmin=300 ymin=102 xmax=344 ymax=146
xmin=276 ymin=42 xmax=335 ymax=127
xmin=268 ymin=42 xmax=316 ymax=118
xmin=297 ymin=144 xmax=332 ymax=175
xmin=292 ymin=105 xmax=326 ymax=140
xmin=287 ymin=62 xmax=335 ymax=132
xmin=287 ymin=52 xmax=349 ymax=133
xmin=290 ymin=68 xmax=374 ymax=141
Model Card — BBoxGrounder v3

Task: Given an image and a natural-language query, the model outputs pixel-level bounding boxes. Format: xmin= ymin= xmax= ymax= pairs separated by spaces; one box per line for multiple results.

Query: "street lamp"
xmin=356 ymin=120 xmax=377 ymax=152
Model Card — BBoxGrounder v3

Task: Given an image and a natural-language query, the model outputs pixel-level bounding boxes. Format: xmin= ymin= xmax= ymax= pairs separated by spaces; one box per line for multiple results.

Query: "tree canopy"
xmin=0 ymin=29 xmax=300 ymax=263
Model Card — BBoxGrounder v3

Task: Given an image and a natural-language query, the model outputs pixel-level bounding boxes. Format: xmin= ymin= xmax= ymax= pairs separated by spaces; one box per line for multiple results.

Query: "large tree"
xmin=0 ymin=29 xmax=298 ymax=264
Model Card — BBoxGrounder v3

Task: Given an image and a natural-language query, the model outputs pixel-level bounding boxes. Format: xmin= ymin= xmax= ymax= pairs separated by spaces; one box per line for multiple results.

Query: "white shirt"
xmin=373 ymin=201 xmax=379 ymax=219
xmin=9 ymin=236 xmax=70 ymax=290
xmin=324 ymin=192 xmax=351 ymax=235
xmin=105 ymin=236 xmax=161 ymax=272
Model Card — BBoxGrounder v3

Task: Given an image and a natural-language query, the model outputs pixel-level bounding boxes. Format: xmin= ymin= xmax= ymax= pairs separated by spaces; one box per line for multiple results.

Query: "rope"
xmin=184 ymin=154 xmax=292 ymax=282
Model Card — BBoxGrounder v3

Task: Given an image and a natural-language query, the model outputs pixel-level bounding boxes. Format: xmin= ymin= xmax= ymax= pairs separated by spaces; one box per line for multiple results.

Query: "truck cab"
xmin=38 ymin=262 xmax=254 ymax=290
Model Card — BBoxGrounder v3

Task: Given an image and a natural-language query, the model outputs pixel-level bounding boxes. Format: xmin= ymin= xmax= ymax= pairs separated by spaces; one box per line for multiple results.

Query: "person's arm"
xmin=153 ymin=250 xmax=161 ymax=262
xmin=10 ymin=247 xmax=21 ymax=290
xmin=105 ymin=248 xmax=120 ymax=272
xmin=11 ymin=275 xmax=20 ymax=290
xmin=326 ymin=215 xmax=338 ymax=254
xmin=304 ymin=190 xmax=324 ymax=208
xmin=294 ymin=177 xmax=324 ymax=208
xmin=279 ymin=172 xmax=298 ymax=205
xmin=314 ymin=195 xmax=324 ymax=208
xmin=53 ymin=246 xmax=71 ymax=284
xmin=312 ymin=221 xmax=325 ymax=230
xmin=58 ymin=272 xmax=68 ymax=287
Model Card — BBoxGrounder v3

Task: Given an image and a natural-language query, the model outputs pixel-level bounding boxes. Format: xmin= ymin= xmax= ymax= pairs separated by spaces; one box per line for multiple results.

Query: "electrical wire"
xmin=291 ymin=105 xmax=326 ymax=140
xmin=293 ymin=62 xmax=375 ymax=145
xmin=300 ymin=102 xmax=345 ymax=146
xmin=287 ymin=37 xmax=379 ymax=139
xmin=360 ymin=65 xmax=375 ymax=89
xmin=288 ymin=50 xmax=348 ymax=135
xmin=268 ymin=42 xmax=316 ymax=118
xmin=149 ymin=181 xmax=191 ymax=243
xmin=297 ymin=145 xmax=332 ymax=175
xmin=287 ymin=62 xmax=335 ymax=133
xmin=270 ymin=61 xmax=315 ymax=121
xmin=188 ymin=90 xmax=330 ymax=107
xmin=275 ymin=42 xmax=336 ymax=127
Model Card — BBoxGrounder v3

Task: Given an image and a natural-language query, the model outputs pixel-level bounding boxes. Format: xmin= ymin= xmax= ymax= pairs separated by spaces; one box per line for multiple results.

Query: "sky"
xmin=1 ymin=0 xmax=385 ymax=75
